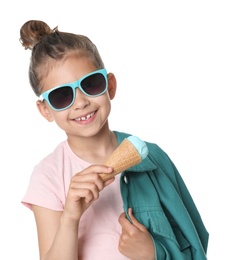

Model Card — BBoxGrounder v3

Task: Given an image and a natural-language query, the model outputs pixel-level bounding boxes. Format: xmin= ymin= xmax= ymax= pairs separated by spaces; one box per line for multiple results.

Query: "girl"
xmin=20 ymin=20 xmax=208 ymax=260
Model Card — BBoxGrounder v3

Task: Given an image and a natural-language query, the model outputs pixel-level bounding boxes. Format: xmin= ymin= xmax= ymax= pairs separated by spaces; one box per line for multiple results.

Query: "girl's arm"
xmin=33 ymin=205 xmax=79 ymax=260
xmin=32 ymin=165 xmax=114 ymax=260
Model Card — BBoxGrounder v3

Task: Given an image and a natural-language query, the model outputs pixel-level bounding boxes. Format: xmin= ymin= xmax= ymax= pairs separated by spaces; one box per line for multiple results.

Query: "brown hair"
xmin=19 ymin=20 xmax=105 ymax=96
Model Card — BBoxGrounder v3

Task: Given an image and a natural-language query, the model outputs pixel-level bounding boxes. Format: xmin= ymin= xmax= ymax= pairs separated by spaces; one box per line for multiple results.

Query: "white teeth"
xmin=75 ymin=112 xmax=95 ymax=121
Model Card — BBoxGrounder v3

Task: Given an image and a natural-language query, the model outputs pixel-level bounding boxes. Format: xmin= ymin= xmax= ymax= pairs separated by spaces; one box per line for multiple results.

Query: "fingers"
xmin=127 ymin=208 xmax=147 ymax=232
xmin=73 ymin=164 xmax=112 ymax=180
xmin=118 ymin=208 xmax=155 ymax=259
xmin=69 ymin=181 xmax=100 ymax=203
xmin=70 ymin=165 xmax=114 ymax=203
xmin=119 ymin=208 xmax=147 ymax=233
xmin=75 ymin=164 xmax=113 ymax=178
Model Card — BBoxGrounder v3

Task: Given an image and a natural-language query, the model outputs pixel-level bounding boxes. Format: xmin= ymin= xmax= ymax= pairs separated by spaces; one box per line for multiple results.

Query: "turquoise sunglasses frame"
xmin=39 ymin=68 xmax=108 ymax=111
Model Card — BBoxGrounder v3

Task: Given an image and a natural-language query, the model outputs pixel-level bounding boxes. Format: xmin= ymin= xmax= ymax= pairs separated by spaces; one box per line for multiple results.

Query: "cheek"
xmin=102 ymin=98 xmax=111 ymax=117
xmin=51 ymin=110 xmax=68 ymax=124
xmin=94 ymin=94 xmax=111 ymax=119
xmin=101 ymin=93 xmax=111 ymax=108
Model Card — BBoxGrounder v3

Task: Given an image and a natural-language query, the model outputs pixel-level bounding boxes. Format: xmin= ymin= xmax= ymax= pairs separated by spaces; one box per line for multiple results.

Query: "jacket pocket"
xmin=134 ymin=209 xmax=191 ymax=252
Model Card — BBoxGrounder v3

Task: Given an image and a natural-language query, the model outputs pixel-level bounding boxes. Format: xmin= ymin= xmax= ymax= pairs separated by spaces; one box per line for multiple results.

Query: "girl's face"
xmin=37 ymin=56 xmax=116 ymax=139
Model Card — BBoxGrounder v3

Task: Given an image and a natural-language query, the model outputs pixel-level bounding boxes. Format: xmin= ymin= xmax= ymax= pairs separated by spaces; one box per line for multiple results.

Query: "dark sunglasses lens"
xmin=81 ymin=73 xmax=106 ymax=95
xmin=49 ymin=86 xmax=73 ymax=109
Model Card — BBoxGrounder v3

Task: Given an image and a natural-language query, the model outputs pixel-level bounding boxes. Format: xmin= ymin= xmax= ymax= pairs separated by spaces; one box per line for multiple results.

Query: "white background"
xmin=1 ymin=0 xmax=225 ymax=259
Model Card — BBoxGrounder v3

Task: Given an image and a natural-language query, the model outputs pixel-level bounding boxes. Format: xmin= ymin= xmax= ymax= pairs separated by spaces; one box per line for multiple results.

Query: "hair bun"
xmin=19 ymin=20 xmax=54 ymax=50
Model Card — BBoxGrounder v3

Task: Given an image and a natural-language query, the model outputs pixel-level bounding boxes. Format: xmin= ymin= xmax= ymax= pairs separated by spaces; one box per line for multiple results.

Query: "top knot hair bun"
xmin=19 ymin=20 xmax=56 ymax=50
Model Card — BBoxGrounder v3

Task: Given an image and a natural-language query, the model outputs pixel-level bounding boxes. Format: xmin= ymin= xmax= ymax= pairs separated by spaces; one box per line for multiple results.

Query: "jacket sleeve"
xmin=147 ymin=143 xmax=209 ymax=259
xmin=153 ymin=239 xmax=190 ymax=260
xmin=153 ymin=240 xmax=166 ymax=259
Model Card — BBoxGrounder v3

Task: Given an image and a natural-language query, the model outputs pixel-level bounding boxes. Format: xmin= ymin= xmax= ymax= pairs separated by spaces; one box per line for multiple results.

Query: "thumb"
xmin=128 ymin=208 xmax=147 ymax=232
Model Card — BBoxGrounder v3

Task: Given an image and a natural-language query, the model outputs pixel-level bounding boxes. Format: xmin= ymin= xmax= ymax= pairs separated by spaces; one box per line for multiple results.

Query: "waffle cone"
xmin=99 ymin=138 xmax=142 ymax=182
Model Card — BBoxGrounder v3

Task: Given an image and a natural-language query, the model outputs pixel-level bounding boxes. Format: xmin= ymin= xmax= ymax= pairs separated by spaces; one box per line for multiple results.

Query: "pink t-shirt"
xmin=22 ymin=140 xmax=129 ymax=259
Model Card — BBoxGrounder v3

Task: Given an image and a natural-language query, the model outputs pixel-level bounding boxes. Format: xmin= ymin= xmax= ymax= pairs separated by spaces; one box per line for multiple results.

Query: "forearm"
xmin=42 ymin=215 xmax=79 ymax=260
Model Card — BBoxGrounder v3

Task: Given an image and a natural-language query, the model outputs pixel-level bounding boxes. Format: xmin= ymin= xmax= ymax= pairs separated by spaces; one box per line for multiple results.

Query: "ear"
xmin=36 ymin=100 xmax=54 ymax=122
xmin=107 ymin=73 xmax=117 ymax=100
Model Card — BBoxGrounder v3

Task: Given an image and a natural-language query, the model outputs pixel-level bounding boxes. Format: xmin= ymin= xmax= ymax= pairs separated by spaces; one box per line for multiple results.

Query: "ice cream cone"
xmin=99 ymin=138 xmax=143 ymax=182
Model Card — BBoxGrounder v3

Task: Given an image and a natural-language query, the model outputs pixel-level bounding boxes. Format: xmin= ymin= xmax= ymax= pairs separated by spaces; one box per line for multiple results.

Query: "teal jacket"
xmin=115 ymin=131 xmax=208 ymax=260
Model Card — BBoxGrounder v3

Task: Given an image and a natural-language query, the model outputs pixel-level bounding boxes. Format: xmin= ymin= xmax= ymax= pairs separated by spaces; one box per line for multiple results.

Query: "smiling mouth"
xmin=75 ymin=111 xmax=96 ymax=121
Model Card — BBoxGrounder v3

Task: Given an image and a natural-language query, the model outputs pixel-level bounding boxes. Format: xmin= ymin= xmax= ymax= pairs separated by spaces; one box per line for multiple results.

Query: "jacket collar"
xmin=125 ymin=154 xmax=157 ymax=173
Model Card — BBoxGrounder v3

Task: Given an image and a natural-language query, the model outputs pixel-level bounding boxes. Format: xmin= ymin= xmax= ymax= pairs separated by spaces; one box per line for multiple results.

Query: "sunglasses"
xmin=40 ymin=68 xmax=108 ymax=111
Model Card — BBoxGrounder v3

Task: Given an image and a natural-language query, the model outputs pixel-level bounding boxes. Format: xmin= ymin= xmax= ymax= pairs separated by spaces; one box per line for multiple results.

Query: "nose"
xmin=72 ymin=88 xmax=89 ymax=109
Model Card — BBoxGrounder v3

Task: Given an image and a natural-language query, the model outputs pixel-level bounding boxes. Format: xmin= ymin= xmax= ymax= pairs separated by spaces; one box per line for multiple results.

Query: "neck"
xmin=67 ymin=129 xmax=118 ymax=163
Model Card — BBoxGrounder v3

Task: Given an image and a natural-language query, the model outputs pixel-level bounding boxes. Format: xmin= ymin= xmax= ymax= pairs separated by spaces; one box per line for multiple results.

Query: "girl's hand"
xmin=118 ymin=208 xmax=156 ymax=260
xmin=63 ymin=165 xmax=114 ymax=222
